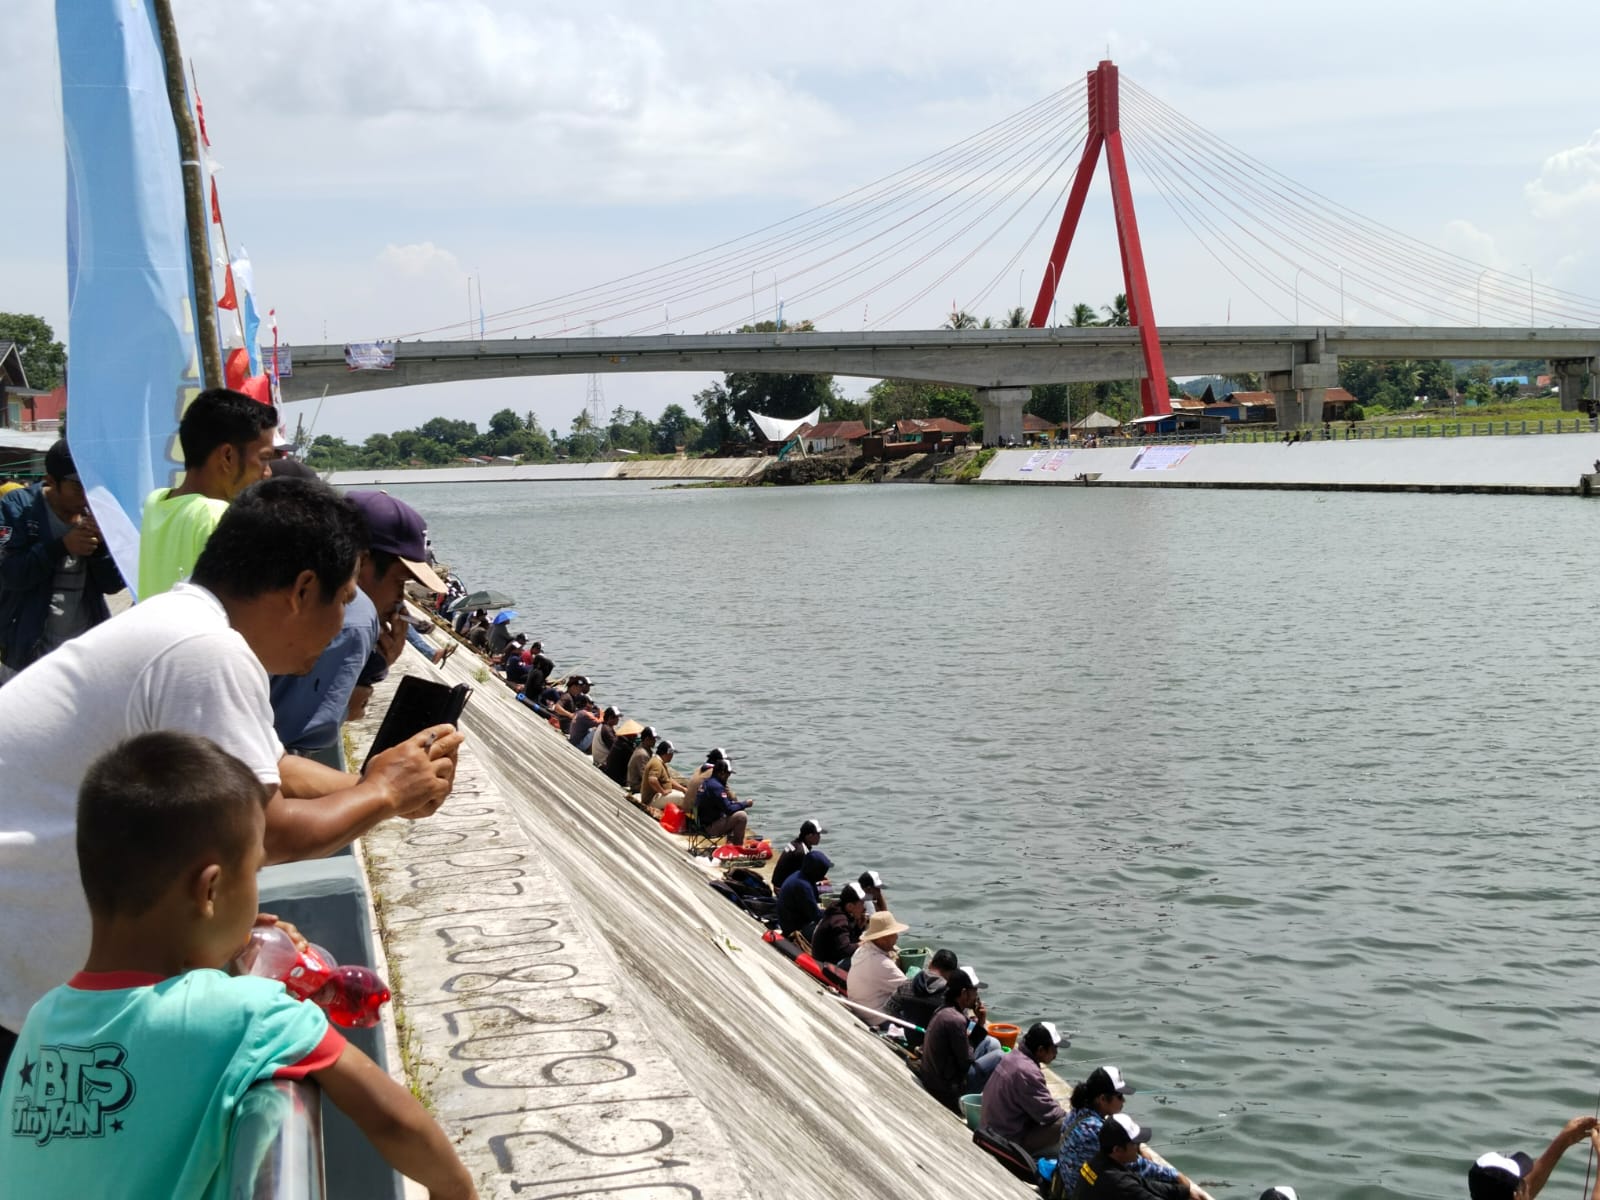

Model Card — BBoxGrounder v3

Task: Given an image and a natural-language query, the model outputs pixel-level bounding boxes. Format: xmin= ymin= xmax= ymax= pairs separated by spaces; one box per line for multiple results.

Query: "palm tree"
xmin=1101 ymin=293 xmax=1131 ymax=327
xmin=944 ymin=309 xmax=980 ymax=330
xmin=1003 ymin=306 xmax=1028 ymax=329
xmin=1067 ymin=303 xmax=1099 ymax=328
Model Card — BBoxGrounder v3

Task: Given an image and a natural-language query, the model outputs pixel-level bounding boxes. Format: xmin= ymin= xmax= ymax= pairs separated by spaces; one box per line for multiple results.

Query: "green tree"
xmin=0 ymin=313 xmax=67 ymax=389
xmin=723 ymin=321 xmax=836 ymax=434
xmin=1416 ymin=360 xmax=1456 ymax=400
xmin=865 ymin=380 xmax=979 ymax=427
xmin=692 ymin=381 xmax=733 ymax=449
xmin=1067 ymin=302 xmax=1099 ymax=328
xmin=487 ymin=408 xmax=524 ymax=438
xmin=416 ymin=417 xmax=479 ymax=447
xmin=654 ymin=404 xmax=702 ymax=453
xmin=360 ymin=432 xmax=396 ymax=466
xmin=1001 ymin=306 xmax=1028 ymax=329
xmin=1101 ymin=293 xmax=1131 ymax=327
xmin=944 ymin=310 xmax=980 ymax=330
xmin=305 ymin=434 xmax=358 ymax=469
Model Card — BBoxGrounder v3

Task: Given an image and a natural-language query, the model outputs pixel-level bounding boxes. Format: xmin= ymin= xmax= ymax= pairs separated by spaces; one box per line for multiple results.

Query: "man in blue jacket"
xmin=776 ymin=850 xmax=832 ymax=940
xmin=0 ymin=441 xmax=124 ymax=684
xmin=695 ymin=758 xmax=753 ymax=845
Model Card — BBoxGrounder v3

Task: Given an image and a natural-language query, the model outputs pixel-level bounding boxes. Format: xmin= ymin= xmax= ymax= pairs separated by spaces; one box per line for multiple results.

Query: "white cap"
xmin=1103 ymin=1065 xmax=1134 ymax=1094
xmin=1260 ymin=1188 xmax=1299 ymax=1200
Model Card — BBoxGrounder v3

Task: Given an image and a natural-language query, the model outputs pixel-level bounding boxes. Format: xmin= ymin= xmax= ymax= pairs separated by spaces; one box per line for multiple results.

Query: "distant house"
xmin=0 ymin=342 xmax=28 ymax=429
xmin=1021 ymin=413 xmax=1064 ymax=444
xmin=1071 ymin=411 xmax=1122 ymax=434
xmin=890 ymin=417 xmax=971 ymax=446
xmin=801 ymin=420 xmax=868 ymax=453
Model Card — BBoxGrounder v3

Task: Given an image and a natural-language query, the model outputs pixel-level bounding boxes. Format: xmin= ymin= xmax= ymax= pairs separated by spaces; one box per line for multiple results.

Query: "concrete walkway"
xmin=980 ymin=433 xmax=1600 ymax=493
xmin=327 ymin=457 xmax=771 ymax=488
xmin=352 ymin=649 xmax=1025 ymax=1200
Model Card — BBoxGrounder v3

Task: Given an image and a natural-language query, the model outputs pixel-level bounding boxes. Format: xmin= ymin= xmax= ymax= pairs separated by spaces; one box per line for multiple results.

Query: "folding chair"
xmin=682 ymin=809 xmax=717 ymax=858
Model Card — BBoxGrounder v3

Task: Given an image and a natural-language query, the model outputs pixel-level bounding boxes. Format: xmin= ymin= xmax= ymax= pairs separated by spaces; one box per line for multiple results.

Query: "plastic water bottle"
xmin=236 ymin=924 xmax=335 ymax=997
xmin=311 ymin=966 xmax=392 ymax=1028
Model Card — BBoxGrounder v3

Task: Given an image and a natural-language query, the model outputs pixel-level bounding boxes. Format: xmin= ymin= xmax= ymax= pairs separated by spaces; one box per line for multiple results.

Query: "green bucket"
xmin=898 ymin=946 xmax=931 ymax=975
xmin=961 ymin=1093 xmax=983 ymax=1131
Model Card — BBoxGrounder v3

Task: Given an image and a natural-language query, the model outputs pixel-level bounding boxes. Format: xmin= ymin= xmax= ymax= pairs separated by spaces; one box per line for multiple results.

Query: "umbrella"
xmin=491 ymin=610 xmax=519 ymax=625
xmin=450 ymin=589 xmax=516 ymax=612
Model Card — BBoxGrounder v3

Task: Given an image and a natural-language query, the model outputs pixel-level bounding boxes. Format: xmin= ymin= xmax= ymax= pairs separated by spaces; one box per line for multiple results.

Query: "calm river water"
xmin=405 ymin=479 xmax=1600 ymax=1200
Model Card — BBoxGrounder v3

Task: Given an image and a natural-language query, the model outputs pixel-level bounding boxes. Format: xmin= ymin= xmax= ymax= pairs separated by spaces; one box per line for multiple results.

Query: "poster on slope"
xmin=1130 ymin=445 xmax=1194 ymax=471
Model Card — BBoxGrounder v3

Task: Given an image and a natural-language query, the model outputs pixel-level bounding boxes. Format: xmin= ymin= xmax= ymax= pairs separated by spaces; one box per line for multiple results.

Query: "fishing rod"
xmin=1582 ymin=1077 xmax=1600 ymax=1200
xmin=831 ymin=994 xmax=923 ymax=1033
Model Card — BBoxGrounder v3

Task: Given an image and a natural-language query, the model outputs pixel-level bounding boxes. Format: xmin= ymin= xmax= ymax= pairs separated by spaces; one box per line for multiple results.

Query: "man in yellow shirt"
xmin=139 ymin=388 xmax=279 ymax=598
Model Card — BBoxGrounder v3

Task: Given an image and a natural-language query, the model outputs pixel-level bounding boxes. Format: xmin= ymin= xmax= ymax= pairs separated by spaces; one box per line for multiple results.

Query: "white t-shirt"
xmin=0 ymin=583 xmax=283 ymax=1031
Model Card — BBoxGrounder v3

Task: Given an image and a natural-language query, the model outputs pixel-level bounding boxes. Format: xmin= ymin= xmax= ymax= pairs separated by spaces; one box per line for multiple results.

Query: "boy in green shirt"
xmin=0 ymin=730 xmax=476 ymax=1199
xmin=139 ymin=388 xmax=279 ymax=598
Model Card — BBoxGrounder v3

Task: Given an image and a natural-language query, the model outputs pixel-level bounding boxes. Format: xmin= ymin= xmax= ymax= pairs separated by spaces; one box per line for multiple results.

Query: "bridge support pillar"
xmin=1268 ymin=361 xmax=1339 ymax=430
xmin=978 ymin=387 xmax=1030 ymax=446
xmin=1553 ymin=358 xmax=1596 ymax=412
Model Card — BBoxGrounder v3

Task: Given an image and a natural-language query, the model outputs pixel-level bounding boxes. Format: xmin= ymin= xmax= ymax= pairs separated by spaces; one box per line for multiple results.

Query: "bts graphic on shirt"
xmin=9 ymin=1042 xmax=135 ymax=1143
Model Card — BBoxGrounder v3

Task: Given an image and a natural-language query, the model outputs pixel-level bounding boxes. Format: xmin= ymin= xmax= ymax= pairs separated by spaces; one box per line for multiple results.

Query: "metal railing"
xmin=1043 ymin=418 xmax=1600 ymax=449
xmin=227 ymin=1078 xmax=326 ymax=1200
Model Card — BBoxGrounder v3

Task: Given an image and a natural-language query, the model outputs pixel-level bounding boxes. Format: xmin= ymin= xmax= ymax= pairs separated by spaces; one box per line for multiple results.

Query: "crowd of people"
xmin=0 ymin=388 xmax=1594 ymax=1200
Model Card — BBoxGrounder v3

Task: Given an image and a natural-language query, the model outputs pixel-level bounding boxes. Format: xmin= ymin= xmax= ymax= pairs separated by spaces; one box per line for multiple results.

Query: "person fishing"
xmin=1055 ymin=1067 xmax=1194 ymax=1199
xmin=1468 ymin=1116 xmax=1600 ymax=1200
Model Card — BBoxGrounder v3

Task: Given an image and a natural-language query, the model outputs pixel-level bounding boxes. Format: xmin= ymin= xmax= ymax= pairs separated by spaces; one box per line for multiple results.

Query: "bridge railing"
xmin=227 ymin=1078 xmax=326 ymax=1199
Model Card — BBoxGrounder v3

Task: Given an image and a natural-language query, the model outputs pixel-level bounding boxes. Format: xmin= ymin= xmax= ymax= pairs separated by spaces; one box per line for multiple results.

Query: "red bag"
xmin=660 ymin=803 xmax=686 ymax=834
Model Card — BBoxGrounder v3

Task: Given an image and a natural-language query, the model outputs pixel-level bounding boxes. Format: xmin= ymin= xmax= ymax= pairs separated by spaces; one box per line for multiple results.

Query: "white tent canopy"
xmin=1072 ymin=410 xmax=1122 ymax=430
xmin=749 ymin=407 xmax=821 ymax=443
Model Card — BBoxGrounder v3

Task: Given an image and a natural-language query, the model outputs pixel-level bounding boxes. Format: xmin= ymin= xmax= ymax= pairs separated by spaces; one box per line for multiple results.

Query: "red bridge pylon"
xmin=1030 ymin=60 xmax=1171 ymax=419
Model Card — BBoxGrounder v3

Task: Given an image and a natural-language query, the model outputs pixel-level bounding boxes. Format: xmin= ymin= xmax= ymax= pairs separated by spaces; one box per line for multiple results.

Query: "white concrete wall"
xmin=326 ymin=457 xmax=771 ymax=487
xmin=978 ymin=434 xmax=1600 ymax=491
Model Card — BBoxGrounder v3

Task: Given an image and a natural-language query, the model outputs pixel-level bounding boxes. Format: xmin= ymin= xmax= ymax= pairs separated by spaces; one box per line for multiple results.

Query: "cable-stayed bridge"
xmin=290 ymin=61 xmax=1600 ymax=441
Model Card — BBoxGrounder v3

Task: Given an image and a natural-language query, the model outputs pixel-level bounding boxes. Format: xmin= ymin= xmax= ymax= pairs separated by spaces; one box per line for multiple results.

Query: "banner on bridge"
xmin=344 ymin=342 xmax=395 ymax=370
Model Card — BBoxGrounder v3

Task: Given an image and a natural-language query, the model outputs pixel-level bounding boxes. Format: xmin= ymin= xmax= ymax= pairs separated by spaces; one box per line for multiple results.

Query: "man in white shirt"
xmin=0 ymin=477 xmax=463 ymax=1056
xmin=847 ymin=910 xmax=912 ymax=1019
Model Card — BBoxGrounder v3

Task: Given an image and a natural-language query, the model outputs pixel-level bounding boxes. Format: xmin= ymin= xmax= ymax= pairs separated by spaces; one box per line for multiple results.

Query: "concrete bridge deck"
xmin=351 ymin=647 xmax=1027 ymax=1200
xmin=279 ymin=326 xmax=1600 ymax=401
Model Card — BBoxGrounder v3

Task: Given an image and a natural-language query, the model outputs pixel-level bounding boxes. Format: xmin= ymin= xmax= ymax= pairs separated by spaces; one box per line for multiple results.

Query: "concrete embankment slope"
xmin=979 ymin=433 xmax=1600 ymax=493
xmin=352 ymin=652 xmax=1024 ymax=1200
xmin=327 ymin=457 xmax=771 ymax=488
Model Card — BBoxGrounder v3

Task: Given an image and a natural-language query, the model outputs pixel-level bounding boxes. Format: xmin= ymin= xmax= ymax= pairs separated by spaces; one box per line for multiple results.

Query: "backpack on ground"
xmin=972 ymin=1127 xmax=1038 ymax=1184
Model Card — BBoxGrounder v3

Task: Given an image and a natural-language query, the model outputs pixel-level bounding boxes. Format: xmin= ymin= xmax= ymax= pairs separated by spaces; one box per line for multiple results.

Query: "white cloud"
xmin=1525 ymin=131 xmax=1600 ymax=218
xmin=376 ymin=242 xmax=461 ymax=279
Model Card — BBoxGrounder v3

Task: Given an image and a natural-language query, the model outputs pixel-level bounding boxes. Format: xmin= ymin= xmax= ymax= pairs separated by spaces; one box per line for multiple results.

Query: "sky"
xmin=4 ymin=0 xmax=1599 ymax=443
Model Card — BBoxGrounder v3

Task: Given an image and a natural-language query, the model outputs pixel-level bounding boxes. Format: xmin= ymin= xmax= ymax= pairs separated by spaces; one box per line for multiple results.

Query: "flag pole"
xmin=151 ymin=0 xmax=222 ymax=389
xmin=188 ymin=59 xmax=245 ymax=349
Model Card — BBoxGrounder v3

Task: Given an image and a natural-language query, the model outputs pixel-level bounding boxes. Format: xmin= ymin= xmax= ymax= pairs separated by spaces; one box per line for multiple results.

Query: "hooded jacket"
xmin=776 ymin=851 xmax=832 ymax=937
xmin=0 ymin=484 xmax=122 ymax=671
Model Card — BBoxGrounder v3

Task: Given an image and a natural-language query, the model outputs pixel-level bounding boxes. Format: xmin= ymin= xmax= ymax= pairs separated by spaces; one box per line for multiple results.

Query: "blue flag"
xmin=57 ymin=0 xmax=204 ymax=593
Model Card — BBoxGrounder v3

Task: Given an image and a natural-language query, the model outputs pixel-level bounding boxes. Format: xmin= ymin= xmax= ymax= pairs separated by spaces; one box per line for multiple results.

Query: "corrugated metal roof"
xmin=804 ymin=420 xmax=868 ymax=440
xmin=894 ymin=417 xmax=971 ymax=434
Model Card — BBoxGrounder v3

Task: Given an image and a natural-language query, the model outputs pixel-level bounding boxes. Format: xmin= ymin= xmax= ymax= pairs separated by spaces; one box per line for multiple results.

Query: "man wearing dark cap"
xmin=696 ymin=759 xmax=752 ymax=845
xmin=980 ymin=1021 xmax=1069 ymax=1156
xmin=0 ymin=440 xmax=124 ymax=684
xmin=269 ymin=489 xmax=449 ymax=768
xmin=773 ymin=819 xmax=826 ymax=890
xmin=1072 ymin=1114 xmax=1187 ymax=1199
xmin=1469 ymin=1117 xmax=1600 ymax=1200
